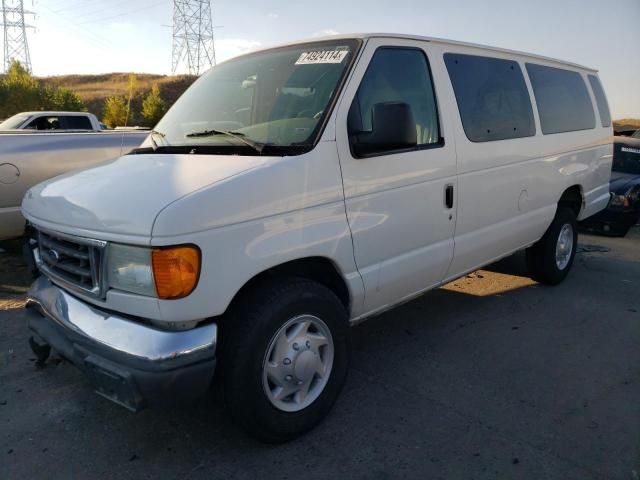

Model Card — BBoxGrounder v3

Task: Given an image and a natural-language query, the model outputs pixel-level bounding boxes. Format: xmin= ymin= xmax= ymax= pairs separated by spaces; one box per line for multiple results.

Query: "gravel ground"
xmin=1 ymin=229 xmax=639 ymax=479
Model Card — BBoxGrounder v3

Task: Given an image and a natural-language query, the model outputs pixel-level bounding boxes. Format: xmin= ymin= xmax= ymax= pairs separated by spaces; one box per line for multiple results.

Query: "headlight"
xmin=106 ymin=244 xmax=200 ymax=299
xmin=609 ymin=194 xmax=629 ymax=208
xmin=107 ymin=244 xmax=156 ymax=296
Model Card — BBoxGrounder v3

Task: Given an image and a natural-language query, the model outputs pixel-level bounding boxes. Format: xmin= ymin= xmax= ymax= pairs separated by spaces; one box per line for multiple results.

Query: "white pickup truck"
xmin=0 ymin=111 xmax=106 ymax=131
xmin=22 ymin=34 xmax=612 ymax=442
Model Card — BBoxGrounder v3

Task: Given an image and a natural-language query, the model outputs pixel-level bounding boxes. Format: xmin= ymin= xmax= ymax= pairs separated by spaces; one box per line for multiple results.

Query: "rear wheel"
xmin=526 ymin=206 xmax=578 ymax=285
xmin=218 ymin=278 xmax=350 ymax=443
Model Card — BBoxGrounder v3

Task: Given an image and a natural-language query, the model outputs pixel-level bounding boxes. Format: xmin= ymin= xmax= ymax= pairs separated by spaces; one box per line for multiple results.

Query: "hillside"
xmin=41 ymin=73 xmax=197 ymax=125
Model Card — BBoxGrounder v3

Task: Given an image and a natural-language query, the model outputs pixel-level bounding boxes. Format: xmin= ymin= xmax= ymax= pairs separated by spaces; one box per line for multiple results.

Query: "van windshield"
xmin=153 ymin=39 xmax=360 ymax=154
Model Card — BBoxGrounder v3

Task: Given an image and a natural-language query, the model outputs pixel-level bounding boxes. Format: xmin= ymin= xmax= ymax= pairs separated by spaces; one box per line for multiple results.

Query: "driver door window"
xmin=348 ymin=47 xmax=441 ymax=156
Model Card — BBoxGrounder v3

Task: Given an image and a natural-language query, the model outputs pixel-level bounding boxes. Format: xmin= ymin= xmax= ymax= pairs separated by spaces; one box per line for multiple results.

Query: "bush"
xmin=48 ymin=87 xmax=85 ymax=111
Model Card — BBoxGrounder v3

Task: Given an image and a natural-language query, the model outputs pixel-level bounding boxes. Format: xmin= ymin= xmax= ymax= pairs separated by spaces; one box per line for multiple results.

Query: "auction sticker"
xmin=295 ymin=50 xmax=349 ymax=65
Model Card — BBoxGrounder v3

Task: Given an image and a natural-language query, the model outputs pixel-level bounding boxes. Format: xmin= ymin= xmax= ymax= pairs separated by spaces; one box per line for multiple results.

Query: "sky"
xmin=7 ymin=0 xmax=640 ymax=118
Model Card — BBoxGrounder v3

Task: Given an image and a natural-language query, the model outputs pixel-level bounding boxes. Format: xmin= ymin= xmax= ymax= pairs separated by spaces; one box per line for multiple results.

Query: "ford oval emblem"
xmin=48 ymin=249 xmax=60 ymax=265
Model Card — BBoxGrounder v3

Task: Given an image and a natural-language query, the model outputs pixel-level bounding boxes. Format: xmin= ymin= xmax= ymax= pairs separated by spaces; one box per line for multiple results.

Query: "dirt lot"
xmin=1 ymin=229 xmax=639 ymax=479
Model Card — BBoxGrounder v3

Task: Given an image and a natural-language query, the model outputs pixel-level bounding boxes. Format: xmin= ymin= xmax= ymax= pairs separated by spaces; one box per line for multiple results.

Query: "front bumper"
xmin=580 ymin=206 xmax=640 ymax=234
xmin=26 ymin=276 xmax=217 ymax=411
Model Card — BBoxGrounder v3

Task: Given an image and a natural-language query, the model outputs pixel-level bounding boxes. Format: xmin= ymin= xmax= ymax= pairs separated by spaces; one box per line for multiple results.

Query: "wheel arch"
xmin=225 ymin=256 xmax=352 ymax=316
xmin=558 ymin=185 xmax=584 ymax=217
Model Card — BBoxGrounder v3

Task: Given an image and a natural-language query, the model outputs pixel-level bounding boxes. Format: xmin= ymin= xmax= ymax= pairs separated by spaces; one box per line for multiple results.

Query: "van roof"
xmin=256 ymin=33 xmax=597 ymax=73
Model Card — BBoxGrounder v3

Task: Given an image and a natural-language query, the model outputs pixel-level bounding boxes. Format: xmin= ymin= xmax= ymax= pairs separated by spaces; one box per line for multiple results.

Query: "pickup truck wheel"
xmin=526 ymin=206 xmax=577 ymax=285
xmin=219 ymin=278 xmax=350 ymax=443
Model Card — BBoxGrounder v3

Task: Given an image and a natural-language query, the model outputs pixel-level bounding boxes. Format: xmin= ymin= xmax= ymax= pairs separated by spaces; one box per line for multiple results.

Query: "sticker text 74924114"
xmin=295 ymin=50 xmax=349 ymax=65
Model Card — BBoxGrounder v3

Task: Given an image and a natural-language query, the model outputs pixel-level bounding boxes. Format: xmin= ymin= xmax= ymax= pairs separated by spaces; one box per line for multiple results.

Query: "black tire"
xmin=526 ymin=206 xmax=578 ymax=285
xmin=218 ymin=277 xmax=350 ymax=443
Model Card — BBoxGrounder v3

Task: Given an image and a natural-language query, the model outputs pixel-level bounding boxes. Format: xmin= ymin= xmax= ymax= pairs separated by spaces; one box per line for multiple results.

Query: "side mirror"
xmin=350 ymin=101 xmax=417 ymax=157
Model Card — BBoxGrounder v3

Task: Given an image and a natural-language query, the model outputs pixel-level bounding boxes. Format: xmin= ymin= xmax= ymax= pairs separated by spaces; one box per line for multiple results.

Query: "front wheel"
xmin=526 ymin=206 xmax=578 ymax=285
xmin=218 ymin=278 xmax=350 ymax=443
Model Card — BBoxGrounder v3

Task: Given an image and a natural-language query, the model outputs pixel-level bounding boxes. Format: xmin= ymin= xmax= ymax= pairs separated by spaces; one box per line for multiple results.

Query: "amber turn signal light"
xmin=151 ymin=246 xmax=201 ymax=299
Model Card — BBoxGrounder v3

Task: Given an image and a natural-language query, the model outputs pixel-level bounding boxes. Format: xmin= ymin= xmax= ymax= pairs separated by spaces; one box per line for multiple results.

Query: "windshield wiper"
xmin=149 ymin=129 xmax=166 ymax=151
xmin=185 ymin=128 xmax=264 ymax=154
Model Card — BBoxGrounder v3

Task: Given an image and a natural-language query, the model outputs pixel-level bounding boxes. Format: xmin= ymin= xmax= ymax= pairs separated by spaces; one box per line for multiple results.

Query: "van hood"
xmin=22 ymin=153 xmax=266 ymax=237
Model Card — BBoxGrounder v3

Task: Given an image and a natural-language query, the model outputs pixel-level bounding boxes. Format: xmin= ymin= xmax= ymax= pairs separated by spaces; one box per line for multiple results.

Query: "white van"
xmin=22 ymin=33 xmax=612 ymax=442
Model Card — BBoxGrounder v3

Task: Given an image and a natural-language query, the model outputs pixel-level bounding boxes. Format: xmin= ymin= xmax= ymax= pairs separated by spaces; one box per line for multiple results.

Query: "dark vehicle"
xmin=581 ymin=131 xmax=640 ymax=236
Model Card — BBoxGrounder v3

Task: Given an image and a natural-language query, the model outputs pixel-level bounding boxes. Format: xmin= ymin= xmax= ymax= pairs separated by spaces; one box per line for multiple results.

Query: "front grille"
xmin=36 ymin=228 xmax=107 ymax=298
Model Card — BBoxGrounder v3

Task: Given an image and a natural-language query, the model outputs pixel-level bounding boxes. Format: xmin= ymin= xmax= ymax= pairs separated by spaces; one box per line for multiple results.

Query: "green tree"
xmin=0 ymin=60 xmax=86 ymax=118
xmin=0 ymin=60 xmax=40 ymax=116
xmin=102 ymin=95 xmax=128 ymax=128
xmin=5 ymin=60 xmax=35 ymax=84
xmin=51 ymin=88 xmax=85 ymax=111
xmin=38 ymin=85 xmax=84 ymax=112
xmin=141 ymin=83 xmax=166 ymax=126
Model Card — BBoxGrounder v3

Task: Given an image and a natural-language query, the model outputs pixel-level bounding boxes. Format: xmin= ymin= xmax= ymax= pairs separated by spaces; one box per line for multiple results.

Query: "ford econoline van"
xmin=22 ymin=33 xmax=613 ymax=442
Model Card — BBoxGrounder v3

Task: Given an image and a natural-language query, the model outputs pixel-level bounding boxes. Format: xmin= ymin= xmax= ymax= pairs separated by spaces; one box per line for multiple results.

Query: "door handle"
xmin=444 ymin=184 xmax=454 ymax=209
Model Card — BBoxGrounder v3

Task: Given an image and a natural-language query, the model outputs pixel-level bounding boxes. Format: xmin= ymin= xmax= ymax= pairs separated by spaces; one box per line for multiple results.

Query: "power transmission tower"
xmin=171 ymin=0 xmax=216 ymax=75
xmin=1 ymin=0 xmax=33 ymax=73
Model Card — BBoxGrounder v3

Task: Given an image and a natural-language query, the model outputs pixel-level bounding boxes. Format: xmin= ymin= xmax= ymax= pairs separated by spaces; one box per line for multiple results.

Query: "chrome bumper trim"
xmin=26 ymin=276 xmax=216 ymax=363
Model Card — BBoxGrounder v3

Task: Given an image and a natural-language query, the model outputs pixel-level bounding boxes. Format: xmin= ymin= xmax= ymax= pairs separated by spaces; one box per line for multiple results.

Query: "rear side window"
xmin=64 ymin=116 xmax=93 ymax=130
xmin=26 ymin=116 xmax=61 ymax=130
xmin=587 ymin=75 xmax=611 ymax=127
xmin=443 ymin=53 xmax=535 ymax=142
xmin=526 ymin=64 xmax=595 ymax=134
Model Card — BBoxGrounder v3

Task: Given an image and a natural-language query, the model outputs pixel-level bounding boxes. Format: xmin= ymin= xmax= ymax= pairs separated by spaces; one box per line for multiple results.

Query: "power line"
xmin=48 ymin=0 xmax=85 ymax=14
xmin=1 ymin=0 xmax=34 ymax=72
xmin=77 ymin=0 xmax=165 ymax=25
xmin=31 ymin=1 xmax=164 ymax=74
xmin=37 ymin=3 xmax=116 ymax=50
xmin=52 ymin=0 xmax=127 ymax=15
xmin=172 ymin=0 xmax=217 ymax=75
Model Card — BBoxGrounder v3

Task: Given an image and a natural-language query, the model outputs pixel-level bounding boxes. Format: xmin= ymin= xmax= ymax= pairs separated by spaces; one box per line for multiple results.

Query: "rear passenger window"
xmin=26 ymin=116 xmax=61 ymax=130
xmin=444 ymin=53 xmax=535 ymax=142
xmin=348 ymin=47 xmax=441 ymax=151
xmin=64 ymin=116 xmax=93 ymax=130
xmin=526 ymin=64 xmax=595 ymax=134
xmin=587 ymin=75 xmax=611 ymax=127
